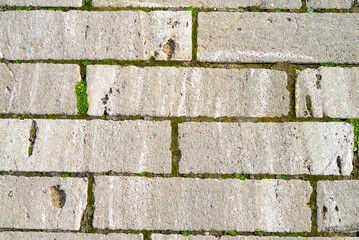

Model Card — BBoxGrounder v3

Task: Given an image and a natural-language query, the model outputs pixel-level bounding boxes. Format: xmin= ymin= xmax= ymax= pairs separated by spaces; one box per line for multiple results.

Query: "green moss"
xmin=28 ymin=146 xmax=33 ymax=156
xmin=307 ymin=7 xmax=314 ymax=13
xmin=82 ymin=60 xmax=91 ymax=66
xmin=76 ymin=80 xmax=89 ymax=115
xmin=131 ymin=230 xmax=137 ymax=234
xmin=101 ymin=114 xmax=107 ymax=120
xmin=224 ymin=230 xmax=236 ymax=236
xmin=62 ymin=173 xmax=70 ymax=178
xmin=281 ymin=175 xmax=288 ymax=180
xmin=171 ymin=118 xmax=184 ymax=176
xmin=347 ymin=119 xmax=359 ymax=151
xmin=182 ymin=230 xmax=191 ymax=237
xmin=320 ymin=62 xmax=336 ymax=67
xmin=256 ymin=230 xmax=264 ymax=236
xmin=234 ymin=173 xmax=245 ymax=180
xmin=138 ymin=171 xmax=149 ymax=177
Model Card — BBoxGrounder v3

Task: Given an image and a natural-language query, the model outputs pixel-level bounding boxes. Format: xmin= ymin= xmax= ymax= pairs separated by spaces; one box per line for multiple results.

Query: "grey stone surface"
xmin=0 ymin=119 xmax=32 ymax=169
xmin=0 ymin=11 xmax=191 ymax=60
xmin=0 ymin=0 xmax=82 ymax=7
xmin=152 ymin=235 xmax=217 ymax=240
xmin=0 ymin=63 xmax=80 ymax=114
xmin=306 ymin=0 xmax=355 ymax=9
xmin=222 ymin=237 xmax=359 ymax=240
xmin=0 ymin=119 xmax=171 ymax=173
xmin=93 ymin=0 xmax=302 ymax=9
xmin=296 ymin=67 xmax=359 ymax=118
xmin=317 ymin=180 xmax=359 ymax=232
xmin=0 ymin=232 xmax=143 ymax=240
xmin=179 ymin=122 xmax=353 ymax=175
xmin=87 ymin=66 xmax=289 ymax=117
xmin=0 ymin=176 xmax=88 ymax=230
xmin=93 ymin=176 xmax=312 ymax=232
xmin=197 ymin=13 xmax=359 ymax=63
xmin=153 ymin=236 xmax=359 ymax=240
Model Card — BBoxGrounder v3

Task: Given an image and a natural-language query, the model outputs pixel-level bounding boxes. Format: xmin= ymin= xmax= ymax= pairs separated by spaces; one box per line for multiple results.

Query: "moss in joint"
xmin=76 ymin=80 xmax=89 ymax=115
xmin=171 ymin=118 xmax=185 ymax=176
xmin=80 ymin=175 xmax=97 ymax=233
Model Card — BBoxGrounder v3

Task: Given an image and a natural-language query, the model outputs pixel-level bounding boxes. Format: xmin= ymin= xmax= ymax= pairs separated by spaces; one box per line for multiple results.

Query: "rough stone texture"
xmin=153 ymin=236 xmax=359 ymax=240
xmin=0 ymin=232 xmax=143 ymax=240
xmin=0 ymin=176 xmax=88 ymax=230
xmin=87 ymin=66 xmax=289 ymax=117
xmin=0 ymin=11 xmax=191 ymax=61
xmin=0 ymin=0 xmax=82 ymax=7
xmin=93 ymin=176 xmax=312 ymax=232
xmin=222 ymin=237 xmax=359 ymax=240
xmin=198 ymin=13 xmax=359 ymax=63
xmin=306 ymin=0 xmax=355 ymax=9
xmin=179 ymin=122 xmax=353 ymax=175
xmin=152 ymin=235 xmax=217 ymax=240
xmin=296 ymin=67 xmax=359 ymax=118
xmin=0 ymin=63 xmax=80 ymax=114
xmin=317 ymin=181 xmax=359 ymax=232
xmin=0 ymin=119 xmax=171 ymax=173
xmin=0 ymin=119 xmax=32 ymax=169
xmin=93 ymin=0 xmax=302 ymax=9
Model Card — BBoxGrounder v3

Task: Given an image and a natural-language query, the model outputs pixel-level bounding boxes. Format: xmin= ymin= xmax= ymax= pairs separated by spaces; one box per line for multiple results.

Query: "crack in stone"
xmin=28 ymin=120 xmax=38 ymax=157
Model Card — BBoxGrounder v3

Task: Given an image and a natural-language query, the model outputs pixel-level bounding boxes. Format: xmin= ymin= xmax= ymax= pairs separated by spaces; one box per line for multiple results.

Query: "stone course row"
xmin=1 ymin=234 xmax=359 ymax=240
xmin=2 ymin=64 xmax=359 ymax=119
xmin=1 ymin=12 xmax=359 ymax=63
xmin=0 ymin=119 xmax=171 ymax=173
xmin=1 ymin=0 xmax=355 ymax=9
xmin=2 ymin=176 xmax=359 ymax=232
xmin=0 ymin=119 xmax=353 ymax=175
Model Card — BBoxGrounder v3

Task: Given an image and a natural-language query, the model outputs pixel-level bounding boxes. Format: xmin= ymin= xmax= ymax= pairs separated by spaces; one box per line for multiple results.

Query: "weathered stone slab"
xmin=306 ymin=0 xmax=355 ymax=9
xmin=198 ymin=13 xmax=359 ymax=63
xmin=296 ymin=67 xmax=359 ymax=118
xmin=222 ymin=237 xmax=359 ymax=240
xmin=317 ymin=180 xmax=359 ymax=232
xmin=87 ymin=66 xmax=289 ymax=117
xmin=93 ymin=176 xmax=312 ymax=232
xmin=0 ymin=119 xmax=32 ymax=169
xmin=153 ymin=236 xmax=359 ymax=240
xmin=0 ymin=232 xmax=143 ymax=240
xmin=93 ymin=0 xmax=302 ymax=9
xmin=179 ymin=122 xmax=353 ymax=175
xmin=0 ymin=119 xmax=171 ymax=173
xmin=0 ymin=176 xmax=87 ymax=230
xmin=0 ymin=11 xmax=191 ymax=60
xmin=0 ymin=63 xmax=80 ymax=114
xmin=152 ymin=235 xmax=217 ymax=240
xmin=0 ymin=0 xmax=82 ymax=7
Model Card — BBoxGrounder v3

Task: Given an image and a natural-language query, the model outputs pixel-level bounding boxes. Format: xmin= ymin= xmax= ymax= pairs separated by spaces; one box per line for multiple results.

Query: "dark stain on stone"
xmin=50 ymin=185 xmax=66 ymax=208
xmin=162 ymin=39 xmax=176 ymax=59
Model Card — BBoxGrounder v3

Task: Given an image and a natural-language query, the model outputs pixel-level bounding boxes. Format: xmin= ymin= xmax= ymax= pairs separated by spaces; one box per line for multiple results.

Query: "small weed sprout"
xmin=182 ymin=230 xmax=191 ymax=237
xmin=138 ymin=171 xmax=148 ymax=177
xmin=307 ymin=7 xmax=314 ymax=13
xmin=62 ymin=173 xmax=70 ymax=178
xmin=224 ymin=230 xmax=236 ymax=236
xmin=256 ymin=230 xmax=264 ymax=236
xmin=235 ymin=173 xmax=245 ymax=180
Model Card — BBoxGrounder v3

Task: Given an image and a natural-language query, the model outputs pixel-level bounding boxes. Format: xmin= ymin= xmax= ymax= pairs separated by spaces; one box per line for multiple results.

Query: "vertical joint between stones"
xmin=171 ymin=119 xmax=181 ymax=176
xmin=80 ymin=175 xmax=96 ymax=233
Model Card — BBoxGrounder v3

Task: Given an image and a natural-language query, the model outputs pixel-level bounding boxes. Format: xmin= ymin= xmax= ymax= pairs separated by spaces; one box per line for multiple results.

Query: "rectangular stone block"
xmin=198 ymin=13 xmax=359 ymax=63
xmin=0 ymin=119 xmax=171 ymax=173
xmin=0 ymin=119 xmax=32 ymax=168
xmin=152 ymin=235 xmax=217 ymax=240
xmin=296 ymin=67 xmax=359 ymax=118
xmin=0 ymin=0 xmax=82 ymax=7
xmin=93 ymin=0 xmax=302 ymax=9
xmin=222 ymin=237 xmax=359 ymax=240
xmin=87 ymin=66 xmax=289 ymax=117
xmin=0 ymin=232 xmax=143 ymax=240
xmin=306 ymin=0 xmax=355 ymax=9
xmin=93 ymin=176 xmax=312 ymax=232
xmin=0 ymin=11 xmax=191 ymax=60
xmin=317 ymin=180 xmax=359 ymax=232
xmin=0 ymin=63 xmax=80 ymax=114
xmin=0 ymin=176 xmax=88 ymax=230
xmin=153 ymin=236 xmax=359 ymax=240
xmin=179 ymin=122 xmax=353 ymax=175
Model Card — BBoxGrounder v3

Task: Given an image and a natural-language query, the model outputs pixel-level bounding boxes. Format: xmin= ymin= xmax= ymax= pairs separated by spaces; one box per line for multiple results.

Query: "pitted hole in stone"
xmin=323 ymin=205 xmax=328 ymax=220
xmin=50 ymin=185 xmax=66 ymax=208
xmin=336 ymin=156 xmax=343 ymax=175
xmin=162 ymin=39 xmax=176 ymax=59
